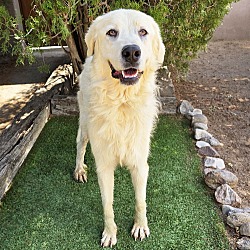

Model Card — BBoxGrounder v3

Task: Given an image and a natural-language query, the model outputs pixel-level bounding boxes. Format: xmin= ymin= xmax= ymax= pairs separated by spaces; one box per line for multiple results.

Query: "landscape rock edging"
xmin=178 ymin=100 xmax=250 ymax=250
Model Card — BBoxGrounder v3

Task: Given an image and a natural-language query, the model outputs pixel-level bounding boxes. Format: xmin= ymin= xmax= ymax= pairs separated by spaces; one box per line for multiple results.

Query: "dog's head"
xmin=85 ymin=9 xmax=165 ymax=86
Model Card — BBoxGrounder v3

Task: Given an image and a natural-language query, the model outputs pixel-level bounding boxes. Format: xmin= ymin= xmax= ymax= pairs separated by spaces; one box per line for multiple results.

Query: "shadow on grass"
xmin=0 ymin=115 xmax=230 ymax=250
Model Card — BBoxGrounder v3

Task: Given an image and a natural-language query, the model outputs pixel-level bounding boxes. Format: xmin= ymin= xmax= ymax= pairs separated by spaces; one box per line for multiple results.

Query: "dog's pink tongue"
xmin=122 ymin=68 xmax=138 ymax=78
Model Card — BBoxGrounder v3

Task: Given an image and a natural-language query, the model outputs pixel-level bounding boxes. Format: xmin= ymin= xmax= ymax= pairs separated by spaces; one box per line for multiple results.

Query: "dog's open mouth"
xmin=109 ymin=63 xmax=143 ymax=85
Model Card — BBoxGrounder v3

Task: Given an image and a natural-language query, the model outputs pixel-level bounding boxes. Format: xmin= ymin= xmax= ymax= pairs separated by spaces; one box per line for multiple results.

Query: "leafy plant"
xmin=0 ymin=0 xmax=238 ymax=74
xmin=0 ymin=5 xmax=35 ymax=65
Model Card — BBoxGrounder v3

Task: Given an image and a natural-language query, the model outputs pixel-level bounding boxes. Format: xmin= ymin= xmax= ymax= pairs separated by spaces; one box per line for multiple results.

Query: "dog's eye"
xmin=139 ymin=29 xmax=148 ymax=37
xmin=106 ymin=29 xmax=118 ymax=37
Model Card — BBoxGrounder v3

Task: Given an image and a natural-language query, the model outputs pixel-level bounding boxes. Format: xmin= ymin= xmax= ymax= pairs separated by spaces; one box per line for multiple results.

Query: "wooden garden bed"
xmin=0 ymin=64 xmax=74 ymax=200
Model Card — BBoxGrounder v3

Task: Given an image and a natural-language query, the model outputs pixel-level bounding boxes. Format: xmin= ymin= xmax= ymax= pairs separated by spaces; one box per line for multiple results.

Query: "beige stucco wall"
xmin=213 ymin=0 xmax=250 ymax=40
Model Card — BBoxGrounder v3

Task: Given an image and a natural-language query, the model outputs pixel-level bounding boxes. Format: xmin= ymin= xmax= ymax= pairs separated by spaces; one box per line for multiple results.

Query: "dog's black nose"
xmin=122 ymin=45 xmax=141 ymax=63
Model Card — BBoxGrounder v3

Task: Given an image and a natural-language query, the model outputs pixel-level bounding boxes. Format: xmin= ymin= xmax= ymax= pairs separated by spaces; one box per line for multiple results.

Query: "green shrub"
xmin=0 ymin=5 xmax=35 ymax=65
xmin=0 ymin=0 xmax=238 ymax=73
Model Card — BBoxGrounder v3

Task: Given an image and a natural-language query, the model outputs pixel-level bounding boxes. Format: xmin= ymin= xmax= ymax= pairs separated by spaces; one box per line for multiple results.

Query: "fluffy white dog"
xmin=74 ymin=9 xmax=165 ymax=247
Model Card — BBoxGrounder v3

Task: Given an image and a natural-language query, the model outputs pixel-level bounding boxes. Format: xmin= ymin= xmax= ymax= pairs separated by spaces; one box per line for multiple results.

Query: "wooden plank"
xmin=0 ymin=64 xmax=73 ymax=161
xmin=0 ymin=64 xmax=74 ymax=201
xmin=0 ymin=104 xmax=50 ymax=200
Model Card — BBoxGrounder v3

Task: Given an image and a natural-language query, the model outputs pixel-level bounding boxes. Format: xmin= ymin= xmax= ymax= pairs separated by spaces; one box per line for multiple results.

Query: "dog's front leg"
xmin=130 ymin=164 xmax=150 ymax=241
xmin=97 ymin=166 xmax=117 ymax=247
xmin=74 ymin=128 xmax=88 ymax=182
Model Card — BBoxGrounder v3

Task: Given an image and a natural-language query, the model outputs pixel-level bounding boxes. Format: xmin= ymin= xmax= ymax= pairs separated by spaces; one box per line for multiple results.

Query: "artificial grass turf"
xmin=0 ymin=115 xmax=230 ymax=250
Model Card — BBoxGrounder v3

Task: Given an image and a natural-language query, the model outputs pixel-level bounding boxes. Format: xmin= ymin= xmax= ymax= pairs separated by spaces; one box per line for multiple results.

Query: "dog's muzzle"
xmin=109 ymin=45 xmax=143 ymax=85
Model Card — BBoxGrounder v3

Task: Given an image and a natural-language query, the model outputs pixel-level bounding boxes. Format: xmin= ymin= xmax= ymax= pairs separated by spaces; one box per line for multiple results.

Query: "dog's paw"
xmin=74 ymin=164 xmax=88 ymax=183
xmin=101 ymin=228 xmax=117 ymax=248
xmin=131 ymin=224 xmax=150 ymax=241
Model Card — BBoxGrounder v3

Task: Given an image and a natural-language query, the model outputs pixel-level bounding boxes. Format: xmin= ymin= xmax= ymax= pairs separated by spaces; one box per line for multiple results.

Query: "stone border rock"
xmin=178 ymin=100 xmax=250 ymax=250
xmin=157 ymin=66 xmax=177 ymax=114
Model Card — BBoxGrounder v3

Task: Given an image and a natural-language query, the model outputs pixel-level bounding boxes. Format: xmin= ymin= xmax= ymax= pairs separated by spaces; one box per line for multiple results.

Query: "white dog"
xmin=74 ymin=9 xmax=165 ymax=247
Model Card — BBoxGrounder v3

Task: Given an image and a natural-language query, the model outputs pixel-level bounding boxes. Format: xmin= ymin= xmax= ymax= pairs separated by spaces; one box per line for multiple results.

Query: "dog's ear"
xmin=152 ymin=22 xmax=165 ymax=66
xmin=85 ymin=23 xmax=96 ymax=57
xmin=85 ymin=14 xmax=104 ymax=57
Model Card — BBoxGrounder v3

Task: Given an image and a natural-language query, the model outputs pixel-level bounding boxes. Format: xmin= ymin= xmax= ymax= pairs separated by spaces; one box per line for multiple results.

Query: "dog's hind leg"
xmin=130 ymin=163 xmax=150 ymax=241
xmin=74 ymin=126 xmax=88 ymax=182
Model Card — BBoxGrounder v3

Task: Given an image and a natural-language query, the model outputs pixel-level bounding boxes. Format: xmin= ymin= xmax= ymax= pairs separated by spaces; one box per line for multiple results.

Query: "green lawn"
xmin=0 ymin=115 xmax=230 ymax=250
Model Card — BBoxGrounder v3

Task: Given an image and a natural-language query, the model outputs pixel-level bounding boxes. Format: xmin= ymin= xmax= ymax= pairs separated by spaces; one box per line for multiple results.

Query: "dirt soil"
xmin=0 ymin=83 xmax=44 ymax=131
xmin=174 ymin=41 xmax=250 ymax=207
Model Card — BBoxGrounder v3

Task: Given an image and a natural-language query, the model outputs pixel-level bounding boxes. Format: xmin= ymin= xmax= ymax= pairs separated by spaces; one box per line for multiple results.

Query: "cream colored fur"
xmin=74 ymin=9 xmax=165 ymax=247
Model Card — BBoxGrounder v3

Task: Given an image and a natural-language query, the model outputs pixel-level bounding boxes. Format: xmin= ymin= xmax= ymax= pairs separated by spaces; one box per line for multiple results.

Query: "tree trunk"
xmin=75 ymin=2 xmax=88 ymax=62
xmin=66 ymin=2 xmax=89 ymax=76
xmin=66 ymin=29 xmax=82 ymax=76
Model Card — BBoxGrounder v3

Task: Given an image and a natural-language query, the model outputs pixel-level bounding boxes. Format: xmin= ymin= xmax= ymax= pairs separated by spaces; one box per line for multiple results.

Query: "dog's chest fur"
xmin=87 ymin=78 xmax=158 ymax=163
